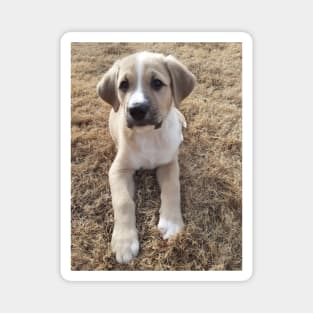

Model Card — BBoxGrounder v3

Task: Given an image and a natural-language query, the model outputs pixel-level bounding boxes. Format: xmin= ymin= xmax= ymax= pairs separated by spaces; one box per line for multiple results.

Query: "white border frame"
xmin=60 ymin=32 xmax=253 ymax=281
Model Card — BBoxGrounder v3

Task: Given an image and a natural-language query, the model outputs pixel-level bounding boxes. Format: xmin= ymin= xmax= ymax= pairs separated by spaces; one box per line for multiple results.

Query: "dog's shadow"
xmin=133 ymin=169 xmax=161 ymax=240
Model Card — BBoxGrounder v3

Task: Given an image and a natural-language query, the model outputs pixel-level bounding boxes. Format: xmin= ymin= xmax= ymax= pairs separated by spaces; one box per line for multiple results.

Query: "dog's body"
xmin=97 ymin=51 xmax=195 ymax=263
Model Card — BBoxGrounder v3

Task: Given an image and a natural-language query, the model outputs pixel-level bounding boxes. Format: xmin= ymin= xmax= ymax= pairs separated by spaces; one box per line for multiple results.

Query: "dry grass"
xmin=71 ymin=42 xmax=242 ymax=271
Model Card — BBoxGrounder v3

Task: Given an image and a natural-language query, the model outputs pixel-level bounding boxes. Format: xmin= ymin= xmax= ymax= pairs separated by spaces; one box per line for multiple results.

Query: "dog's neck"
xmin=123 ymin=106 xmax=183 ymax=170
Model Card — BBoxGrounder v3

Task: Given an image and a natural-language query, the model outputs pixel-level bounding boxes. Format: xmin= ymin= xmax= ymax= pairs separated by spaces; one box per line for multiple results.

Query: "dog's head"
xmin=97 ymin=51 xmax=196 ymax=129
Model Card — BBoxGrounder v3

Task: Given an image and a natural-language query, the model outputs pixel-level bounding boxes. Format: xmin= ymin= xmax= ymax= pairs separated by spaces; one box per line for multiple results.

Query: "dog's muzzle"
xmin=128 ymin=102 xmax=149 ymax=121
xmin=126 ymin=101 xmax=161 ymax=129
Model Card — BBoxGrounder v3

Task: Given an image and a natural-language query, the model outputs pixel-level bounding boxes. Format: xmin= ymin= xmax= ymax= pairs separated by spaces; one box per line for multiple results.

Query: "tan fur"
xmin=97 ymin=51 xmax=195 ymax=263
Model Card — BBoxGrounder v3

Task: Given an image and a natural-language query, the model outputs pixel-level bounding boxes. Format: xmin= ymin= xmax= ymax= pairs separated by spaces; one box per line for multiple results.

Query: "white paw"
xmin=111 ymin=229 xmax=139 ymax=263
xmin=158 ymin=217 xmax=184 ymax=240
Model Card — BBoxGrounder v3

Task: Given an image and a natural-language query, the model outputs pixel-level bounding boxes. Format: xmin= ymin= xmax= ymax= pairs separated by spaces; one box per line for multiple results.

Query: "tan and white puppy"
xmin=97 ymin=51 xmax=195 ymax=263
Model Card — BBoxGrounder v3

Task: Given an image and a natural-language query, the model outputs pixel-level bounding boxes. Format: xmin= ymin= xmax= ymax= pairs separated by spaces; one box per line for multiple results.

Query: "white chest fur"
xmin=129 ymin=108 xmax=183 ymax=169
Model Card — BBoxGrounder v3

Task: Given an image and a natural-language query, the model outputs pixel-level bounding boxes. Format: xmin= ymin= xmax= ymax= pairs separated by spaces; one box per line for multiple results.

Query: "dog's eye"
xmin=119 ymin=80 xmax=129 ymax=91
xmin=151 ymin=79 xmax=163 ymax=91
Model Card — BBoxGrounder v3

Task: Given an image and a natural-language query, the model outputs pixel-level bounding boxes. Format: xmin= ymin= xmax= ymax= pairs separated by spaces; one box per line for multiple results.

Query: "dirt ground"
xmin=71 ymin=42 xmax=242 ymax=271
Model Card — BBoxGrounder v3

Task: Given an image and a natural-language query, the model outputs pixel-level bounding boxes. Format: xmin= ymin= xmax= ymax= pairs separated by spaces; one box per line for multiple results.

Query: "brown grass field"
xmin=71 ymin=42 xmax=242 ymax=271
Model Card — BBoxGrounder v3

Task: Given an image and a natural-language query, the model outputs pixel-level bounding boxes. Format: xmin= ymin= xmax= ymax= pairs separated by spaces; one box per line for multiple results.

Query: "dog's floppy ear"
xmin=165 ymin=55 xmax=196 ymax=106
xmin=97 ymin=61 xmax=120 ymax=112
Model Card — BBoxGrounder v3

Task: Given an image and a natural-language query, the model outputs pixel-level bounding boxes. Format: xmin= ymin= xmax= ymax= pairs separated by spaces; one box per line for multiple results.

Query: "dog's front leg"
xmin=157 ymin=157 xmax=184 ymax=239
xmin=109 ymin=161 xmax=138 ymax=263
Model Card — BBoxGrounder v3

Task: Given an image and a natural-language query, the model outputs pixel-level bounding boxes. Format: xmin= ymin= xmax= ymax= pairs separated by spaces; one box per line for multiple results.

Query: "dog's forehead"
xmin=119 ymin=52 xmax=167 ymax=74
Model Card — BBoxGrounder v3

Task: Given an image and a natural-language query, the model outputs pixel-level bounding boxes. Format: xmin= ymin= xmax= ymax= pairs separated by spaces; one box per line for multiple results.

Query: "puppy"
xmin=97 ymin=51 xmax=195 ymax=263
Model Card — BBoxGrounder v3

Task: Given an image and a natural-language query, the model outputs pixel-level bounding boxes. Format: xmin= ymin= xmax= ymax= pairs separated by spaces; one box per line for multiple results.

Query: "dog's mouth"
xmin=126 ymin=117 xmax=162 ymax=129
xmin=126 ymin=107 xmax=162 ymax=129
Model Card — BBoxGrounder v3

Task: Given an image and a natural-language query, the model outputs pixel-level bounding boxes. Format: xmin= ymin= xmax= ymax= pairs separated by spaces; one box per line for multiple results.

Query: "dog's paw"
xmin=111 ymin=228 xmax=139 ymax=263
xmin=158 ymin=217 xmax=184 ymax=240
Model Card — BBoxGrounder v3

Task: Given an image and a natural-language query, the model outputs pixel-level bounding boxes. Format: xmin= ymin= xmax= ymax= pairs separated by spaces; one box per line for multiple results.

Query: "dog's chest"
xmin=131 ymin=124 xmax=183 ymax=170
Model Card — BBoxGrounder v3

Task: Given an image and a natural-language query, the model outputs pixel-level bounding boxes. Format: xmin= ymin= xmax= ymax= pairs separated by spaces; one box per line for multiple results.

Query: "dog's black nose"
xmin=128 ymin=103 xmax=149 ymax=121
